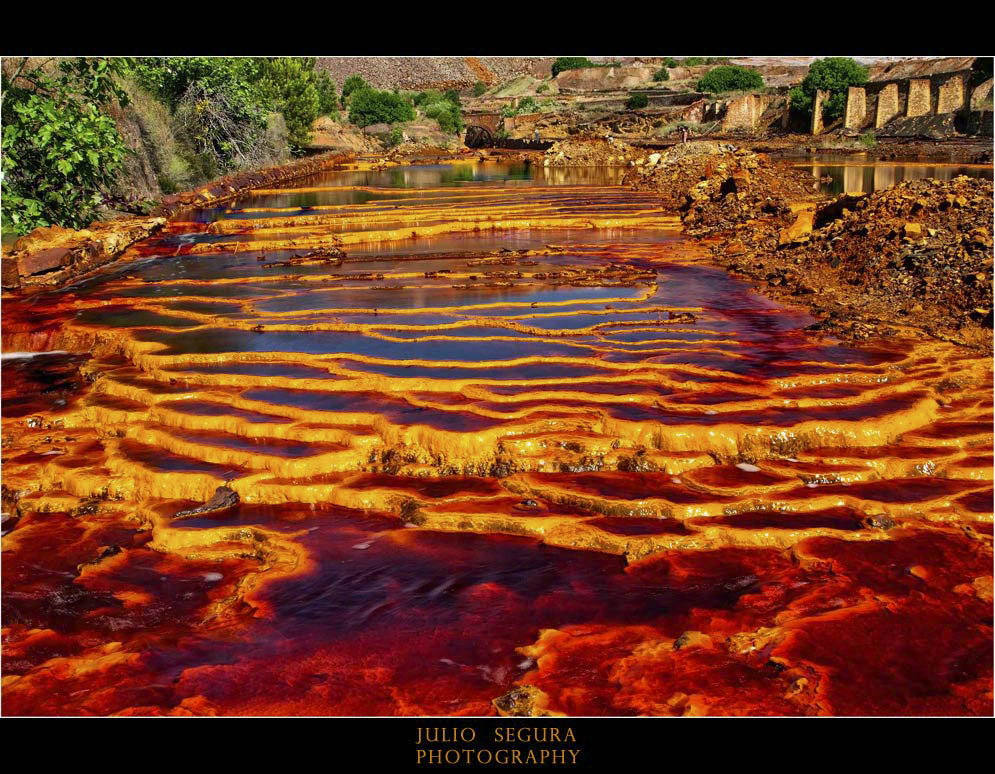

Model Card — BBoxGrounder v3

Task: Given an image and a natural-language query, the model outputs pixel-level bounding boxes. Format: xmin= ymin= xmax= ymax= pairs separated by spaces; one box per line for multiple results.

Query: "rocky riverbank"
xmin=715 ymin=176 xmax=995 ymax=351
xmin=624 ymin=141 xmax=994 ymax=352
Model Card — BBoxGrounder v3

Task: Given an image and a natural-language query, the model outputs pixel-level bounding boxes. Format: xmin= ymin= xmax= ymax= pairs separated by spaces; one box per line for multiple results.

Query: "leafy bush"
xmin=443 ymin=89 xmax=462 ymax=107
xmin=536 ymin=83 xmax=550 ymax=93
xmin=789 ymin=57 xmax=868 ymax=124
xmin=413 ymin=90 xmax=442 ymax=107
xmin=697 ymin=66 xmax=764 ymax=93
xmin=348 ymin=88 xmax=415 ymax=127
xmin=652 ymin=68 xmax=670 ymax=83
xmin=340 ymin=74 xmax=369 ymax=108
xmin=2 ymin=57 xmax=131 ymax=234
xmin=473 ymin=81 xmax=487 ymax=97
xmin=387 ymin=126 xmax=404 ymax=147
xmin=858 ymin=130 xmax=877 ymax=148
xmin=422 ymin=100 xmax=463 ymax=134
xmin=659 ymin=57 xmax=679 ymax=69
xmin=626 ymin=93 xmax=649 ymax=110
xmin=501 ymin=96 xmax=539 ymax=118
xmin=551 ymin=57 xmax=597 ymax=77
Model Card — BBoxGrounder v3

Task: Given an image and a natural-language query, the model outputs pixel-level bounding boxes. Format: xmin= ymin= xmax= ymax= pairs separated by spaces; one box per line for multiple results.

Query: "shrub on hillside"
xmin=340 ymin=74 xmax=369 ymax=108
xmin=652 ymin=68 xmax=670 ymax=82
xmin=626 ymin=93 xmax=649 ymax=109
xmin=473 ymin=81 xmax=487 ymax=97
xmin=348 ymin=88 xmax=415 ymax=127
xmin=422 ymin=100 xmax=463 ymax=134
xmin=501 ymin=96 xmax=539 ymax=118
xmin=697 ymin=65 xmax=764 ymax=93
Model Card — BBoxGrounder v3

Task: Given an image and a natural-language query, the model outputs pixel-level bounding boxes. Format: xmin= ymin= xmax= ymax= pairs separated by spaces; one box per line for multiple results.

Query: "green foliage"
xmin=340 ymin=75 xmax=369 ymax=108
xmin=551 ymin=57 xmax=597 ymax=77
xmin=348 ymin=88 xmax=415 ymax=127
xmin=858 ymin=130 xmax=877 ymax=148
xmin=315 ymin=70 xmax=338 ymax=117
xmin=696 ymin=65 xmax=764 ymax=93
xmin=501 ymin=96 xmax=539 ymax=118
xmin=536 ymin=83 xmax=550 ymax=93
xmin=2 ymin=57 xmax=131 ymax=234
xmin=658 ymin=57 xmax=679 ymax=69
xmin=387 ymin=126 xmax=404 ymax=147
xmin=256 ymin=57 xmax=321 ymax=152
xmin=626 ymin=93 xmax=649 ymax=110
xmin=791 ymin=57 xmax=868 ymax=124
xmin=127 ymin=57 xmax=263 ymax=113
xmin=413 ymin=89 xmax=442 ymax=107
xmin=412 ymin=89 xmax=462 ymax=134
xmin=682 ymin=57 xmax=731 ymax=67
xmin=473 ymin=81 xmax=487 ymax=97
xmin=422 ymin=100 xmax=463 ymax=134
xmin=652 ymin=68 xmax=670 ymax=83
xmin=126 ymin=57 xmax=272 ymax=173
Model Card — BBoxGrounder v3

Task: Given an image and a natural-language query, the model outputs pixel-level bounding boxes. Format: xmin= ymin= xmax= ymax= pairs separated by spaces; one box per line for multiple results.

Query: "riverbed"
xmin=2 ymin=159 xmax=991 ymax=716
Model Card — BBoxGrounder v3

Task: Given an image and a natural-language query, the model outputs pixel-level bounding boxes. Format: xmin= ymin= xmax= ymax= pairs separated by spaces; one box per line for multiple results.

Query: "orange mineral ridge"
xmin=1 ymin=160 xmax=992 ymax=716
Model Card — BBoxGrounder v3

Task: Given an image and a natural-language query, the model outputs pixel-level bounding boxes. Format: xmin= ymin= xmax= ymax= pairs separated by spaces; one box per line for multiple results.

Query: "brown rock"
xmin=779 ymin=209 xmax=814 ymax=246
xmin=17 ymin=247 xmax=73 ymax=277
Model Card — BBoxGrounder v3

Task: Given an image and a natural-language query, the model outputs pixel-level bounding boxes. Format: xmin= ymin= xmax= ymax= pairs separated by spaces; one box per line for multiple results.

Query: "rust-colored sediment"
xmin=2 ymin=160 xmax=992 ymax=716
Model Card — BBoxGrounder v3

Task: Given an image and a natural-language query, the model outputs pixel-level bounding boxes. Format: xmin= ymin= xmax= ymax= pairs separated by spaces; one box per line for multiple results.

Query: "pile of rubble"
xmin=624 ymin=141 xmax=819 ymax=234
xmin=543 ymin=134 xmax=640 ymax=167
xmin=716 ymin=176 xmax=995 ymax=350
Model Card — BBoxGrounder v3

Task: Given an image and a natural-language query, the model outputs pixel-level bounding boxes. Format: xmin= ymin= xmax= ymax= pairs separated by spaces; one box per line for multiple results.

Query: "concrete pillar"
xmin=937 ymin=73 xmax=966 ymax=114
xmin=811 ymin=89 xmax=830 ymax=135
xmin=844 ymin=86 xmax=867 ymax=130
xmin=875 ymin=83 xmax=899 ymax=128
xmin=907 ymin=78 xmax=931 ymax=117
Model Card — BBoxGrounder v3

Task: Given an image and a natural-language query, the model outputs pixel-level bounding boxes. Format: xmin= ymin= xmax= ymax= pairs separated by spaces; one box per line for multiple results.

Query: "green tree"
xmin=697 ymin=66 xmax=764 ymax=93
xmin=652 ymin=68 xmax=670 ymax=82
xmin=2 ymin=57 xmax=132 ymax=234
xmin=257 ymin=57 xmax=321 ymax=152
xmin=473 ymin=81 xmax=487 ymax=97
xmin=551 ymin=57 xmax=597 ymax=77
xmin=340 ymin=74 xmax=369 ymax=108
xmin=348 ymin=88 xmax=415 ymax=127
xmin=790 ymin=57 xmax=868 ymax=124
xmin=626 ymin=93 xmax=649 ymax=109
xmin=315 ymin=70 xmax=338 ymax=116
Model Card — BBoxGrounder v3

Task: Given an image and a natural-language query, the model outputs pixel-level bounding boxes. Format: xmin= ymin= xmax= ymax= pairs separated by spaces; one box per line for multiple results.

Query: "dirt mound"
xmin=716 ymin=176 xmax=995 ymax=350
xmin=543 ymin=134 xmax=639 ymax=167
xmin=309 ymin=117 xmax=383 ymax=153
xmin=625 ymin=142 xmax=819 ymax=233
